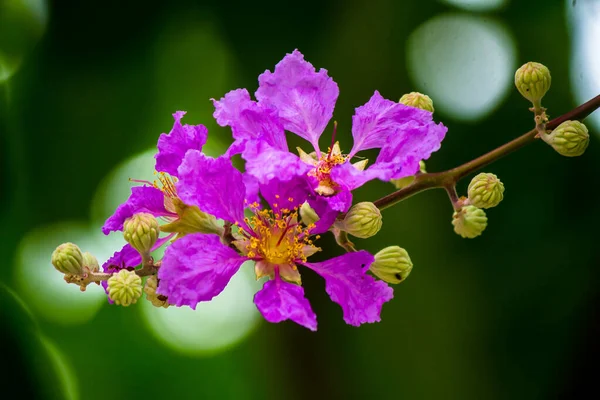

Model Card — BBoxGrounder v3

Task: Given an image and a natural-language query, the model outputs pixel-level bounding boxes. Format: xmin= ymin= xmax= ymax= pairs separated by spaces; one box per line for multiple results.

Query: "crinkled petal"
xmin=102 ymin=186 xmax=171 ymax=235
xmin=349 ymin=91 xmax=432 ymax=156
xmin=303 ymin=251 xmax=393 ymax=326
xmin=243 ymin=140 xmax=312 ymax=185
xmin=260 ymin=175 xmax=312 ymax=211
xmin=330 ymin=162 xmax=394 ymax=191
xmin=256 ymin=50 xmax=339 ymax=152
xmin=254 ymin=273 xmax=317 ymax=331
xmin=242 ymin=173 xmax=261 ymax=206
xmin=155 ymin=111 xmax=208 ymax=177
xmin=157 ymin=233 xmax=246 ymax=308
xmin=332 ymin=117 xmax=448 ymax=190
xmin=213 ymin=89 xmax=288 ymax=155
xmin=177 ymin=151 xmax=246 ymax=224
xmin=376 ymin=119 xmax=447 ymax=180
xmin=322 ymin=188 xmax=353 ymax=213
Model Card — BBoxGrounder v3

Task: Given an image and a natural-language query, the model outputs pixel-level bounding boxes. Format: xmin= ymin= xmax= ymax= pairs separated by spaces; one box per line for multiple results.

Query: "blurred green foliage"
xmin=1 ymin=0 xmax=599 ymax=399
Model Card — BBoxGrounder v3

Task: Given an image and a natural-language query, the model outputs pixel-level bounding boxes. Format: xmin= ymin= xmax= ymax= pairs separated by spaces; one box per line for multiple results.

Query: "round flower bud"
xmin=123 ymin=213 xmax=159 ymax=255
xmin=144 ymin=275 xmax=169 ymax=308
xmin=543 ymin=120 xmax=589 ymax=157
xmin=399 ymin=92 xmax=434 ymax=113
xmin=107 ymin=270 xmax=143 ymax=307
xmin=51 ymin=243 xmax=84 ymax=275
xmin=342 ymin=202 xmax=382 ymax=239
xmin=82 ymin=252 xmax=99 ymax=273
xmin=300 ymin=202 xmax=319 ymax=227
xmin=467 ymin=173 xmax=505 ymax=209
xmin=391 ymin=161 xmax=427 ymax=189
xmin=452 ymin=206 xmax=487 ymax=239
xmin=371 ymin=246 xmax=413 ymax=284
xmin=514 ymin=62 xmax=551 ymax=105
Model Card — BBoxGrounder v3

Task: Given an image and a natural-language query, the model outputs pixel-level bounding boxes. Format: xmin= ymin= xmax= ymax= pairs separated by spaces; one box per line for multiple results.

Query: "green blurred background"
xmin=1 ymin=0 xmax=599 ymax=399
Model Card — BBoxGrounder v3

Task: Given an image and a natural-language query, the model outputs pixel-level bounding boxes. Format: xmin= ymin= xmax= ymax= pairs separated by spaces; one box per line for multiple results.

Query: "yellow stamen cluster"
xmin=238 ymin=204 xmax=319 ymax=266
xmin=308 ymin=144 xmax=348 ymax=196
xmin=154 ymin=171 xmax=178 ymax=200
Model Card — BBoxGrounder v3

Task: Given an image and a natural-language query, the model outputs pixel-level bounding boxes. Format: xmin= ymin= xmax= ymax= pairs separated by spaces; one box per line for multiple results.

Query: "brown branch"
xmin=372 ymin=94 xmax=600 ymax=211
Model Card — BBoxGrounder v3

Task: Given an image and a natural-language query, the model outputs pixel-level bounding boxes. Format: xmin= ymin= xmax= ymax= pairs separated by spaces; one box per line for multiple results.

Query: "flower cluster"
xmin=50 ymin=52 xmax=590 ymax=331
xmin=80 ymin=50 xmax=446 ymax=330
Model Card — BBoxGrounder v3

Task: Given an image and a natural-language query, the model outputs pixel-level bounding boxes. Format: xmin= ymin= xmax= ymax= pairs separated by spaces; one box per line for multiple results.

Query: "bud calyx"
xmin=124 ymin=213 xmax=159 ymax=255
xmin=452 ymin=206 xmax=487 ymax=239
xmin=341 ymin=202 xmax=382 ymax=239
xmin=468 ymin=173 xmax=504 ymax=209
xmin=107 ymin=270 xmax=143 ymax=307
xmin=371 ymin=246 xmax=413 ymax=284
xmin=542 ymin=120 xmax=589 ymax=157
xmin=399 ymin=92 xmax=434 ymax=113
xmin=51 ymin=243 xmax=84 ymax=275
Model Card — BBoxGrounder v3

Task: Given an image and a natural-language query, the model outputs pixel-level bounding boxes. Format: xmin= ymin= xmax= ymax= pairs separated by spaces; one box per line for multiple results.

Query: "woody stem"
xmin=372 ymin=94 xmax=600 ymax=212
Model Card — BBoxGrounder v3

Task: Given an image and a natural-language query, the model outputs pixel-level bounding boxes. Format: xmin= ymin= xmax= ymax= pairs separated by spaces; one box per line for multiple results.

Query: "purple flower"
xmin=213 ymin=50 xmax=447 ymax=216
xmin=157 ymin=151 xmax=393 ymax=330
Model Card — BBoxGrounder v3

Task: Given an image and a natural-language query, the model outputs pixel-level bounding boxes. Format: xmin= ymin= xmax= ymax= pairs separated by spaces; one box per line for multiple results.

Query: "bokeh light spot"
xmin=406 ymin=13 xmax=516 ymax=121
xmin=566 ymin=0 xmax=600 ymax=134
xmin=140 ymin=264 xmax=262 ymax=355
xmin=441 ymin=0 xmax=508 ymax=12
xmin=0 ymin=0 xmax=48 ymax=82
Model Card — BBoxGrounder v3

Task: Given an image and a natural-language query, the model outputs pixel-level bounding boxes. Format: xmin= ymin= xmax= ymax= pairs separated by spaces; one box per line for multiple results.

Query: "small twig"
xmin=370 ymin=94 xmax=600 ymax=212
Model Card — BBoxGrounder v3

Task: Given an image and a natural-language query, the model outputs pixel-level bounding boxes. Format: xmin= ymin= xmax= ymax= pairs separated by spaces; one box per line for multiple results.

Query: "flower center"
xmin=236 ymin=200 xmax=320 ymax=283
xmin=310 ymin=149 xmax=347 ymax=195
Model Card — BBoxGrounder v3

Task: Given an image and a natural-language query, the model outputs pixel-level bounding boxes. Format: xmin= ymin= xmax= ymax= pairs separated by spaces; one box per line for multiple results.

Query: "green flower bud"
xmin=161 ymin=198 xmax=223 ymax=237
xmin=467 ymin=173 xmax=505 ymax=209
xmin=452 ymin=206 xmax=487 ymax=239
xmin=82 ymin=252 xmax=99 ymax=273
xmin=542 ymin=120 xmax=589 ymax=157
xmin=123 ymin=213 xmax=159 ymax=255
xmin=144 ymin=275 xmax=169 ymax=308
xmin=399 ymin=92 xmax=434 ymax=113
xmin=51 ymin=243 xmax=84 ymax=275
xmin=514 ymin=62 xmax=551 ymax=105
xmin=371 ymin=246 xmax=413 ymax=284
xmin=391 ymin=161 xmax=427 ymax=189
xmin=342 ymin=202 xmax=382 ymax=239
xmin=107 ymin=270 xmax=142 ymax=307
xmin=300 ymin=202 xmax=319 ymax=227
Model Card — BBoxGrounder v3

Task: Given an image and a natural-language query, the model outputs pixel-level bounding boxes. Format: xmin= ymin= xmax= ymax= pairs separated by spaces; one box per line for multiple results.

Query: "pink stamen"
xmin=328 ymin=121 xmax=338 ymax=160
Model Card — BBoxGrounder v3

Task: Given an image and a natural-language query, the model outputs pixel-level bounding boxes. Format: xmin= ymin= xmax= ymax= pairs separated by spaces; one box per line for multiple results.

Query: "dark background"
xmin=1 ymin=0 xmax=599 ymax=399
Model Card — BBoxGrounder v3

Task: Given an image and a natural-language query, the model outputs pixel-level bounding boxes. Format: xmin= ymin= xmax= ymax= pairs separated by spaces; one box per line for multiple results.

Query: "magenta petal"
xmin=242 ymin=173 xmax=261 ymax=206
xmin=349 ymin=91 xmax=432 ymax=156
xmin=213 ymin=89 xmax=288 ymax=154
xmin=102 ymin=244 xmax=141 ymax=274
xmin=157 ymin=233 xmax=246 ymax=308
xmin=243 ymin=140 xmax=312 ymax=185
xmin=102 ymin=186 xmax=171 ymax=235
xmin=256 ymin=50 xmax=339 ymax=152
xmin=260 ymin=175 xmax=312 ymax=211
xmin=376 ymin=119 xmax=447 ymax=180
xmin=330 ymin=162 xmax=394 ymax=191
xmin=308 ymin=191 xmax=351 ymax=234
xmin=176 ymin=151 xmax=246 ymax=224
xmin=303 ymin=251 xmax=393 ymax=327
xmin=155 ymin=111 xmax=208 ymax=177
xmin=254 ymin=274 xmax=317 ymax=331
